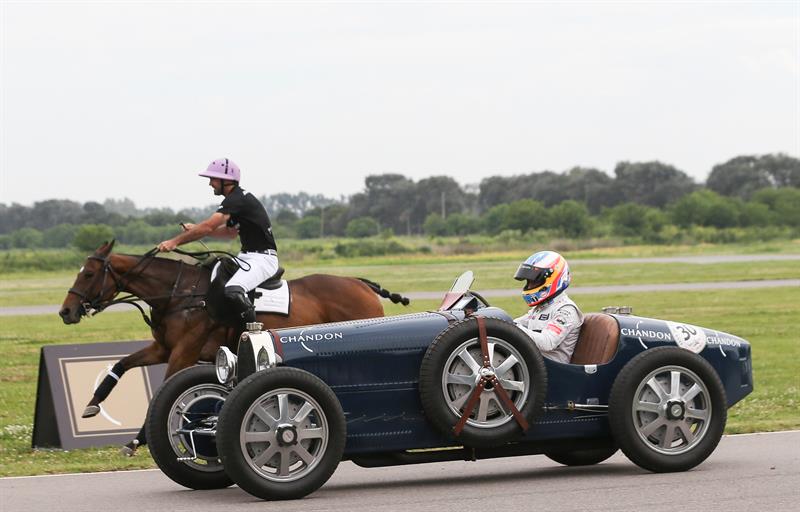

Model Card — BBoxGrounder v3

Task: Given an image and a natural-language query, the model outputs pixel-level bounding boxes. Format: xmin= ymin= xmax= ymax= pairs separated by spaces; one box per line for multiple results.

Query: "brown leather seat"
xmin=570 ymin=313 xmax=620 ymax=365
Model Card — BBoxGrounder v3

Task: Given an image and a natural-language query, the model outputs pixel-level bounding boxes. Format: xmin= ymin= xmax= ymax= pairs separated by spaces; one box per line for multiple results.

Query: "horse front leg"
xmin=122 ymin=333 xmax=207 ymax=456
xmin=82 ymin=341 xmax=168 ymax=418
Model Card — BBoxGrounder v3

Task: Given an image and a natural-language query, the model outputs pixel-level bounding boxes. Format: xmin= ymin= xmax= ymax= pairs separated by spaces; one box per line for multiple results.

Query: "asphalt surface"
xmin=2 ymin=431 xmax=798 ymax=512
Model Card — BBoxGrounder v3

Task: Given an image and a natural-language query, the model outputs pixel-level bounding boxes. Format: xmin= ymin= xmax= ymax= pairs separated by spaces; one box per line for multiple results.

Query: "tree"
xmin=345 ymin=217 xmax=380 ymax=238
xmin=550 ymin=200 xmax=591 ymax=237
xmin=613 ymin=161 xmax=696 ymax=208
xmin=707 ymin=154 xmax=800 ymax=198
xmin=275 ymin=209 xmax=299 ymax=225
xmin=447 ymin=213 xmax=480 ymax=236
xmin=606 ymin=202 xmax=669 ymax=238
xmin=295 ymin=216 xmax=322 ymax=239
xmin=423 ymin=214 xmax=449 ymax=236
xmin=353 ymin=174 xmax=416 ymax=234
xmin=752 ymin=188 xmax=800 ymax=227
xmin=411 ymin=176 xmax=469 ymax=231
xmin=607 ymin=203 xmax=650 ymax=237
xmin=43 ymin=224 xmax=78 ymax=248
xmin=11 ymin=227 xmax=44 ymax=248
xmin=73 ymin=225 xmax=114 ymax=252
xmin=670 ymin=190 xmax=739 ymax=228
xmin=504 ymin=199 xmax=549 ymax=233
xmin=481 ymin=204 xmax=510 ymax=233
xmin=564 ymin=167 xmax=621 ymax=213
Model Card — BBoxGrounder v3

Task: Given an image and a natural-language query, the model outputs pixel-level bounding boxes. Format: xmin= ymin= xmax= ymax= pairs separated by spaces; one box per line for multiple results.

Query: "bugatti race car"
xmin=145 ymin=271 xmax=753 ymax=501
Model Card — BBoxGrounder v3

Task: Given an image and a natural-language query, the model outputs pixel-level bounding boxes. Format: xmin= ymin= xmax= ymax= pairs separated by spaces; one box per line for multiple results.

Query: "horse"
xmin=59 ymin=240 xmax=409 ymax=454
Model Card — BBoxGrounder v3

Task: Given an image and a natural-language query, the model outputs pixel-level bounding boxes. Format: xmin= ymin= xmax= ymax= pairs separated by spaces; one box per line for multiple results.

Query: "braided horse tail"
xmin=357 ymin=278 xmax=411 ymax=306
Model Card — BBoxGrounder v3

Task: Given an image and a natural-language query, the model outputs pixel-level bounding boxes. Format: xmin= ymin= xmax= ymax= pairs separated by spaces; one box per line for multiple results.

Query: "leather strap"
xmin=489 ymin=375 xmax=530 ymax=432
xmin=452 ymin=316 xmax=530 ymax=436
xmin=453 ymin=379 xmax=486 ymax=436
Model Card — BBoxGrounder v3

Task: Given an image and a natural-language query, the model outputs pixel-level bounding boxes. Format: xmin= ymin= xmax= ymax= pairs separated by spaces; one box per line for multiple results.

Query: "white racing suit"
xmin=514 ymin=292 xmax=584 ymax=364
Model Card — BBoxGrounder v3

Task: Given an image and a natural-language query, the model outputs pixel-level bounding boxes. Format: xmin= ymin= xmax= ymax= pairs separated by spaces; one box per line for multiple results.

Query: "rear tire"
xmin=145 ymin=365 xmax=233 ymax=490
xmin=545 ymin=444 xmax=618 ymax=466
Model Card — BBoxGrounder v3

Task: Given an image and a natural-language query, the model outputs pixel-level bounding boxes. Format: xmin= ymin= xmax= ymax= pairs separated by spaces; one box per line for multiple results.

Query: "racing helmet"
xmin=514 ymin=250 xmax=571 ymax=307
xmin=198 ymin=158 xmax=241 ymax=182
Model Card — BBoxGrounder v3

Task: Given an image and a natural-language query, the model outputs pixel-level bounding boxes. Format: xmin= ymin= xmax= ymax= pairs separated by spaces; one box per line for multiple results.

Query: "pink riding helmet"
xmin=198 ymin=158 xmax=241 ymax=182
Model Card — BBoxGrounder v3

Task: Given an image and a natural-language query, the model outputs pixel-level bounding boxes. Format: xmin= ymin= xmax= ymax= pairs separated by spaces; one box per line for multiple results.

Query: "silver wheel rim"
xmin=441 ymin=337 xmax=530 ymax=428
xmin=632 ymin=365 xmax=712 ymax=455
xmin=167 ymin=383 xmax=228 ymax=472
xmin=239 ymin=387 xmax=329 ymax=483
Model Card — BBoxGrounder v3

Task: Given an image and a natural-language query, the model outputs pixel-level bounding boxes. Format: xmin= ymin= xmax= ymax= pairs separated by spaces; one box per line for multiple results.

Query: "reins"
xmin=68 ymin=246 xmax=250 ymax=328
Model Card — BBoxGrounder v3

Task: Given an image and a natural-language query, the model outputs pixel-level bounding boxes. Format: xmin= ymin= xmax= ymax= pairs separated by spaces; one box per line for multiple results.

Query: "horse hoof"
xmin=120 ymin=440 xmax=139 ymax=457
xmin=82 ymin=405 xmax=101 ymax=418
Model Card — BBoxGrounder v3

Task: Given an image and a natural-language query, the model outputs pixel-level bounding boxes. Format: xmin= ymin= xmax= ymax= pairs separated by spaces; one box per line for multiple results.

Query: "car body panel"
xmin=236 ymin=305 xmax=753 ymax=455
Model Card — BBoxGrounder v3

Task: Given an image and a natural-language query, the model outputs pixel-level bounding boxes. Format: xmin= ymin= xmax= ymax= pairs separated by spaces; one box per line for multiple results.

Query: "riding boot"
xmin=224 ymin=286 xmax=256 ymax=327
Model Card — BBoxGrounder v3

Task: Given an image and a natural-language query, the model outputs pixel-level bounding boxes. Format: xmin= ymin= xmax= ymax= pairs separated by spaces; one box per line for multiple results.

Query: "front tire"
xmin=609 ymin=347 xmax=726 ymax=473
xmin=217 ymin=367 xmax=346 ymax=501
xmin=145 ymin=365 xmax=233 ymax=490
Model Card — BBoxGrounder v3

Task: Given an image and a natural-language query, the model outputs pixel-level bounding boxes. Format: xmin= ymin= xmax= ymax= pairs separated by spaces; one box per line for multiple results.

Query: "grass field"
xmin=2 ymin=257 xmax=799 ymax=307
xmin=0 ymin=284 xmax=797 ymax=477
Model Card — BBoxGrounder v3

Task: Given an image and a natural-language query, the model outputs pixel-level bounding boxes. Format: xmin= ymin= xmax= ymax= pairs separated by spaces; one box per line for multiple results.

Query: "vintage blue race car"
xmin=145 ymin=272 xmax=753 ymax=501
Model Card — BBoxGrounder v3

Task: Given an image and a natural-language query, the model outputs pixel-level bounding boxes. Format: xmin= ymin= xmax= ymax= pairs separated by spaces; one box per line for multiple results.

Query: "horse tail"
xmin=357 ymin=278 xmax=411 ymax=306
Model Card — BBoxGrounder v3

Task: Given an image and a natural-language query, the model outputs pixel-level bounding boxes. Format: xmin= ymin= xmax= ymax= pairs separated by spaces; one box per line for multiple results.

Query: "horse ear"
xmin=97 ymin=239 xmax=115 ymax=255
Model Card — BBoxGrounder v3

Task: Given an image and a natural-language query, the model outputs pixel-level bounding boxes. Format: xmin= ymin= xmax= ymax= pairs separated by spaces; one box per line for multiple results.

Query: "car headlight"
xmin=215 ymin=346 xmax=237 ymax=384
xmin=257 ymin=346 xmax=270 ymax=371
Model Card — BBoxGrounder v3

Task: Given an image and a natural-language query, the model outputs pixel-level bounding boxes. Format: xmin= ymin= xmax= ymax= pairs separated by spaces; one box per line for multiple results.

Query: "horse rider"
xmin=157 ymin=158 xmax=278 ymax=325
xmin=513 ymin=250 xmax=584 ymax=363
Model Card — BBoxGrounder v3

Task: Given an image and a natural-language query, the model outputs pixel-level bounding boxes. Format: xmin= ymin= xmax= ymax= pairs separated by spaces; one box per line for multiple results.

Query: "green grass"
xmin=0 ymin=285 xmax=797 ymax=476
xmin=2 ymin=257 xmax=799 ymax=307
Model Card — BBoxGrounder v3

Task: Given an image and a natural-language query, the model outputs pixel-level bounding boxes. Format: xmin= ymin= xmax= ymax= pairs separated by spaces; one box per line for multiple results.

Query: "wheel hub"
xmin=479 ymin=367 xmax=495 ymax=379
xmin=276 ymin=424 xmax=298 ymax=447
xmin=665 ymin=400 xmax=685 ymax=420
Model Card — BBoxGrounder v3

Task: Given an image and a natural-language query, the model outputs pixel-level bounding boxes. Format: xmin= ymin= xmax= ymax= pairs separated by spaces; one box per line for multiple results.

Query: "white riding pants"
xmin=212 ymin=252 xmax=279 ymax=292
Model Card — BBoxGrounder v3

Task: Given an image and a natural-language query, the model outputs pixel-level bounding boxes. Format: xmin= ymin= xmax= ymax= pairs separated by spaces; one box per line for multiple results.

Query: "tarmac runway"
xmin=2 ymin=431 xmax=798 ymax=512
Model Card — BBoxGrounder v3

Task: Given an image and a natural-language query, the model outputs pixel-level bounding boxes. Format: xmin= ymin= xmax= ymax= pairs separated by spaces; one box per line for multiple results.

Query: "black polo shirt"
xmin=217 ymin=186 xmax=277 ymax=252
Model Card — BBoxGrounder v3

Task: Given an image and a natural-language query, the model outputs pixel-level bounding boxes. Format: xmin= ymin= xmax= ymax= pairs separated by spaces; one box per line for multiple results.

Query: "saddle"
xmin=205 ymin=257 xmax=286 ymax=326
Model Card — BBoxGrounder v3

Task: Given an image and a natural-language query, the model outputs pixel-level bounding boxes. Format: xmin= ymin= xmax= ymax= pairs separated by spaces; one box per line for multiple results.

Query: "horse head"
xmin=59 ymin=240 xmax=119 ymax=324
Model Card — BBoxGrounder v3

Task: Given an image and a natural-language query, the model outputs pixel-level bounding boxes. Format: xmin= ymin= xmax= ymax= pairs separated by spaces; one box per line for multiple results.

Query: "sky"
xmin=1 ymin=1 xmax=798 ymax=210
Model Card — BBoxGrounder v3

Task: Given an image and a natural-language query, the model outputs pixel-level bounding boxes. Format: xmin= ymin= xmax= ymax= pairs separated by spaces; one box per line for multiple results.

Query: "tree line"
xmin=1 ymin=153 xmax=798 ymax=251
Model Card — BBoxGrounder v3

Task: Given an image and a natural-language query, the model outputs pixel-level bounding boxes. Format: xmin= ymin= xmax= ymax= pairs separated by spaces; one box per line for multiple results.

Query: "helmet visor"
xmin=514 ymin=264 xmax=550 ymax=289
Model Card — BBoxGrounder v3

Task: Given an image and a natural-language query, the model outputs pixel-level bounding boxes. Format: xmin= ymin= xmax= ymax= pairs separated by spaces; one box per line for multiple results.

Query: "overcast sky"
xmin=2 ymin=1 xmax=798 ymax=210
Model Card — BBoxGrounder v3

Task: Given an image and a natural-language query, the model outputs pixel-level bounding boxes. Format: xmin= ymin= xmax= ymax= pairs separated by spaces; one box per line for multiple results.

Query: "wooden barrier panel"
xmin=33 ymin=341 xmax=166 ymax=449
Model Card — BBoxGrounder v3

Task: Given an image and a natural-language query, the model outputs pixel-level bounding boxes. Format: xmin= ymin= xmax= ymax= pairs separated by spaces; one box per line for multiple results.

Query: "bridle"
xmin=67 ymin=248 xmax=164 ymax=326
xmin=67 ymin=247 xmax=248 ymax=328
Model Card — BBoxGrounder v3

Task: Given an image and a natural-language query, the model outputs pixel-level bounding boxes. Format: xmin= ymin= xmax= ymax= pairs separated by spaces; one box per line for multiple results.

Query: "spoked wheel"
xmin=217 ymin=367 xmax=346 ymax=501
xmin=145 ymin=365 xmax=233 ymax=489
xmin=609 ymin=347 xmax=727 ymax=473
xmin=419 ymin=317 xmax=546 ymax=446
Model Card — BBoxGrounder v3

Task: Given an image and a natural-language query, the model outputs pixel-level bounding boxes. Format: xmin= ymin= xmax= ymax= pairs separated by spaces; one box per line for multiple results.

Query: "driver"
xmin=157 ymin=158 xmax=278 ymax=325
xmin=513 ymin=251 xmax=583 ymax=363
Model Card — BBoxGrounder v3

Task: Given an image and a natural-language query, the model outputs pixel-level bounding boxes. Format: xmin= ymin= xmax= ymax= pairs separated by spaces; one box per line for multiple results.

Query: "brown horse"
xmin=59 ymin=241 xmax=409 ymax=453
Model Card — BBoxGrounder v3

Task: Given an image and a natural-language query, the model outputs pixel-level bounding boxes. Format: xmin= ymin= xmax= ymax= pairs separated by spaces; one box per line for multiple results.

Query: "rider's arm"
xmin=158 ymin=213 xmax=230 ymax=251
xmin=516 ymin=305 xmax=580 ymax=353
xmin=207 ymin=224 xmax=239 ymax=239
